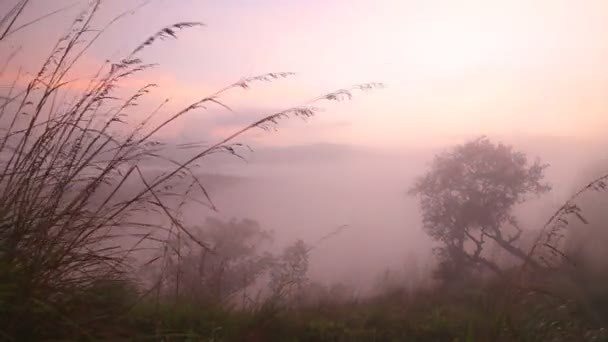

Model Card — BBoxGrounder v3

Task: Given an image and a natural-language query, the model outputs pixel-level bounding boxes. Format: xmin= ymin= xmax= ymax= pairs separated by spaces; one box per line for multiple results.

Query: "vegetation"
xmin=408 ymin=137 xmax=550 ymax=280
xmin=1 ymin=1 xmax=608 ymax=341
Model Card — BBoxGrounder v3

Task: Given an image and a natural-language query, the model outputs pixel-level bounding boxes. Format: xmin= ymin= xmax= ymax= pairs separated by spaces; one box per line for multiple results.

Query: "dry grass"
xmin=2 ymin=1 xmax=606 ymax=341
xmin=0 ymin=1 xmax=381 ymax=339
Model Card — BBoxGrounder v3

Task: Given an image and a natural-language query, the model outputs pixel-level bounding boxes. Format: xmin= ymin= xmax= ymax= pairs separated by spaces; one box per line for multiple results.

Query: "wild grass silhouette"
xmin=1 ymin=1 xmax=607 ymax=341
xmin=0 ymin=1 xmax=381 ymax=339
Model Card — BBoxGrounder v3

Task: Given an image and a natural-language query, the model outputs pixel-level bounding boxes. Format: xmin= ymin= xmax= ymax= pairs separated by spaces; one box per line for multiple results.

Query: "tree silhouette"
xmin=161 ymin=218 xmax=274 ymax=304
xmin=269 ymin=240 xmax=309 ymax=304
xmin=409 ymin=137 xmax=550 ymax=280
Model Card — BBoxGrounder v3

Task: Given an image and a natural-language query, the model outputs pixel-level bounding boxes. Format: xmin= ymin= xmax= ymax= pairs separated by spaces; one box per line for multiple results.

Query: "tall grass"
xmin=0 ymin=1 xmax=380 ymax=339
xmin=3 ymin=1 xmax=606 ymax=340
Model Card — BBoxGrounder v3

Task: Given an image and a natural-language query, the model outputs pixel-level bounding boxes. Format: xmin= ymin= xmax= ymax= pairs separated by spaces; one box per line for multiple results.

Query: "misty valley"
xmin=1 ymin=1 xmax=608 ymax=341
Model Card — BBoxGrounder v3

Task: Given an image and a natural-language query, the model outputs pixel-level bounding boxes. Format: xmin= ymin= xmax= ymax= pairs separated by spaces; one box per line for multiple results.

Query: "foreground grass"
xmin=43 ymin=277 xmax=604 ymax=342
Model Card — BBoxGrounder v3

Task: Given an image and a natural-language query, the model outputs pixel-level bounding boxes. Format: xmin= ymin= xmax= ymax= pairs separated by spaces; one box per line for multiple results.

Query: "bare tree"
xmin=269 ymin=240 xmax=309 ymax=305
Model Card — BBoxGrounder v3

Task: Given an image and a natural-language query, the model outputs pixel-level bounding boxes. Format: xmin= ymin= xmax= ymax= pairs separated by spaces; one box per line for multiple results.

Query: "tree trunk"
xmin=488 ymin=234 xmax=541 ymax=269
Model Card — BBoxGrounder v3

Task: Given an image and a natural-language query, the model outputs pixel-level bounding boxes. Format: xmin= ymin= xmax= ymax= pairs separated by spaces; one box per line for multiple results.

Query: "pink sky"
xmin=2 ymin=0 xmax=608 ymax=148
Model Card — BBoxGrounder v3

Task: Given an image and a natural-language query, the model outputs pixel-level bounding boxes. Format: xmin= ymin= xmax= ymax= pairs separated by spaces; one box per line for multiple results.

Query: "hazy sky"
xmin=3 ymin=0 xmax=608 ymax=290
xmin=2 ymin=0 xmax=608 ymax=149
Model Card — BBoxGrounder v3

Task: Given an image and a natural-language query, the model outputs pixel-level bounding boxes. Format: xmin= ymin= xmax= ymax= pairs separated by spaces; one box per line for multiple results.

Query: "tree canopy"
xmin=409 ymin=137 xmax=551 ymax=279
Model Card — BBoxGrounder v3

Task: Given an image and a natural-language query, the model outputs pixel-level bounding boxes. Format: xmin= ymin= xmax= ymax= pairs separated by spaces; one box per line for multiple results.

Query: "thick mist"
xmin=154 ymin=134 xmax=608 ymax=293
xmin=3 ymin=0 xmax=608 ymax=339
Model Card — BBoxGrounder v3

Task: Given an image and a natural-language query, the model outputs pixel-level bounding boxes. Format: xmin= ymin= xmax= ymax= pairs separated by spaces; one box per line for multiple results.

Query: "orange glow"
xmin=1 ymin=0 xmax=608 ymax=147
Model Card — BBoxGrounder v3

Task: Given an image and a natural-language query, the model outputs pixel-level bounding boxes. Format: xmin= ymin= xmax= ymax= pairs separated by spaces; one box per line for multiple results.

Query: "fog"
xmin=151 ymin=133 xmax=607 ymax=293
xmin=3 ymin=0 xmax=608 ymax=338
